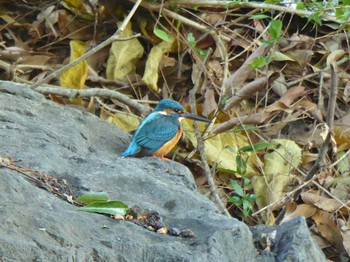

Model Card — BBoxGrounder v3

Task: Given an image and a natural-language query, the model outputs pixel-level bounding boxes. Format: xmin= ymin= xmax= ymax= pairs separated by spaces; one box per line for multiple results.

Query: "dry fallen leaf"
xmin=60 ymin=40 xmax=88 ymax=89
xmin=301 ymin=191 xmax=347 ymax=213
xmin=106 ymin=22 xmax=144 ymax=81
xmin=252 ymin=139 xmax=301 ymax=210
xmin=142 ymin=38 xmax=175 ymax=92
xmin=338 ymin=219 xmax=350 ymax=257
xmin=312 ymin=210 xmax=344 ymax=251
xmin=106 ymin=112 xmax=140 ymax=133
xmin=281 ymin=202 xmax=317 ymax=223
xmin=182 ymin=119 xmax=257 ymax=174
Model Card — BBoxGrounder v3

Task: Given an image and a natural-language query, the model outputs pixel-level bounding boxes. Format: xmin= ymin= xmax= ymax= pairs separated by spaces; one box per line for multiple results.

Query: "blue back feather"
xmin=122 ymin=105 xmax=181 ymax=157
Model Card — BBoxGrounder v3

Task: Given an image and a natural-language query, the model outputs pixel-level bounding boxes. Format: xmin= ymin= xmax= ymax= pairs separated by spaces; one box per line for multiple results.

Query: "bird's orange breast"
xmin=152 ymin=128 xmax=182 ymax=158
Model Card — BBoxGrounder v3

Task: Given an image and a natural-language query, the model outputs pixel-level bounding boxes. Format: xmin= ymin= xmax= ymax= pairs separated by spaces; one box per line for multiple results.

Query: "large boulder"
xmin=0 ymin=81 xmax=325 ymax=262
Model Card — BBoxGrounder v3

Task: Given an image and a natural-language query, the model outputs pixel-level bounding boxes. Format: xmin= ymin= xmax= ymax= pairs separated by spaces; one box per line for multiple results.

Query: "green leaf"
xmin=264 ymin=0 xmax=281 ymax=4
xmin=230 ymin=179 xmax=244 ymax=197
xmin=336 ymin=151 xmax=350 ymax=175
xmin=243 ymin=199 xmax=252 ymax=211
xmin=243 ymin=208 xmax=250 ymax=218
xmin=153 ymin=28 xmax=170 ymax=42
xmin=243 ymin=177 xmax=251 ymax=187
xmin=248 ymin=194 xmax=256 ymax=202
xmin=249 ymin=55 xmax=272 ymax=68
xmin=78 ymin=200 xmax=129 ymax=215
xmin=306 ymin=12 xmax=322 ymax=28
xmin=296 ymin=2 xmax=305 ymax=10
xmin=228 ymin=196 xmax=242 ymax=205
xmin=268 ymin=19 xmax=282 ymax=40
xmin=76 ymin=192 xmax=109 ymax=204
xmin=236 ymin=154 xmax=247 ymax=175
xmin=250 ymin=14 xmax=270 ymax=20
xmin=176 ymin=20 xmax=182 ymax=29
xmin=242 ymin=199 xmax=252 ymax=217
xmin=187 ymin=32 xmax=196 ymax=47
xmin=336 ymin=8 xmax=350 ymax=22
xmin=196 ymin=48 xmax=208 ymax=57
xmin=186 ymin=33 xmax=207 ymax=57
xmin=239 ymin=142 xmax=271 ymax=153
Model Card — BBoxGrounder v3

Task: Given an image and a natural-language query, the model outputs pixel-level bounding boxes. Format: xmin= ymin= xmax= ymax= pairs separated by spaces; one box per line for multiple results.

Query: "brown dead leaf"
xmin=203 ymin=13 xmax=226 ymax=26
xmin=327 ymin=49 xmax=346 ymax=67
xmin=343 ymin=81 xmax=350 ymax=103
xmin=278 ymin=85 xmax=306 ymax=107
xmin=271 ymin=73 xmax=287 ymax=97
xmin=284 ymin=49 xmax=313 ymax=67
xmin=281 ymin=203 xmax=316 ymax=223
xmin=312 ymin=210 xmax=344 ymax=249
xmin=207 ymin=60 xmax=223 ymax=86
xmin=265 ymin=85 xmax=306 ymax=114
xmin=202 ymin=89 xmax=217 ymax=117
xmin=225 ymin=72 xmax=279 ymax=110
xmin=264 ymin=112 xmax=307 ymax=137
xmin=334 ymin=112 xmax=350 ymax=150
xmin=301 ymin=192 xmax=346 ymax=213
xmin=223 ymin=43 xmax=272 ymax=97
xmin=31 ymin=5 xmax=59 ymax=38
xmin=280 ymin=34 xmax=314 ymax=52
xmin=338 ymin=219 xmax=350 ymax=257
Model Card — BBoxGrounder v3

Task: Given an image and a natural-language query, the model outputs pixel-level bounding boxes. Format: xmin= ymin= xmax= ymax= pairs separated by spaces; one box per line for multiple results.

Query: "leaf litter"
xmin=1 ymin=0 xmax=350 ymax=259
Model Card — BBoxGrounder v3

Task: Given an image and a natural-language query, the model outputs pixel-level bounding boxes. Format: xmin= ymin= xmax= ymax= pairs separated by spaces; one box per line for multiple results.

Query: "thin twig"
xmin=188 ymin=52 xmax=230 ymax=216
xmin=31 ymin=0 xmax=143 ymax=89
xmin=34 ymin=85 xmax=152 ymax=115
xmin=173 ymin=0 xmax=341 ymax=23
xmin=138 ymin=1 xmax=231 ymax=43
xmin=189 ymin=91 xmax=230 ymax=217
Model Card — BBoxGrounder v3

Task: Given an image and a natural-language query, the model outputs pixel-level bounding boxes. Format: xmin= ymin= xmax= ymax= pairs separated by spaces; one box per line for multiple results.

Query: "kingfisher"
xmin=122 ymin=99 xmax=211 ymax=159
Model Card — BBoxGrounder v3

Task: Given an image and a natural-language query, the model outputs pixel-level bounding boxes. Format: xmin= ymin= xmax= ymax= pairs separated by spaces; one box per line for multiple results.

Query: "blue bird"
xmin=122 ymin=99 xmax=211 ymax=159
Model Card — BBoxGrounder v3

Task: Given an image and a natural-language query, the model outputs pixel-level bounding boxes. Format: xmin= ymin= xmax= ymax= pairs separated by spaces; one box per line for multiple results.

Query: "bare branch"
xmin=173 ymin=0 xmax=341 ymax=23
xmin=34 ymin=85 xmax=152 ymax=115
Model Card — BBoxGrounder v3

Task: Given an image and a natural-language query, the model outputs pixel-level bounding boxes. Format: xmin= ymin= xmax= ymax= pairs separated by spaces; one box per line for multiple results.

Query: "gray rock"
xmin=251 ymin=217 xmax=326 ymax=262
xmin=0 ymin=81 xmax=326 ymax=262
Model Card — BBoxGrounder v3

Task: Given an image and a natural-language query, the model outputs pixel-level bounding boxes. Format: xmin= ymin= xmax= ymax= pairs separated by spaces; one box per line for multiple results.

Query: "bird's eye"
xmin=174 ymin=109 xmax=180 ymax=113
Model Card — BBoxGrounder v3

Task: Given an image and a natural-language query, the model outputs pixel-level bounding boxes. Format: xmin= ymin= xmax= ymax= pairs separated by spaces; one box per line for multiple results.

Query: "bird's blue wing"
xmin=135 ymin=113 xmax=180 ymax=156
xmin=122 ymin=112 xmax=180 ymax=157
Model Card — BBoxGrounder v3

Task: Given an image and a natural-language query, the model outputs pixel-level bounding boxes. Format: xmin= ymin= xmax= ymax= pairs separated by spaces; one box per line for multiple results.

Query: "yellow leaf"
xmin=252 ymin=139 xmax=302 ymax=211
xmin=62 ymin=0 xmax=94 ymax=20
xmin=106 ymin=113 xmax=140 ymax=132
xmin=60 ymin=40 xmax=88 ymax=105
xmin=182 ymin=119 xmax=256 ymax=174
xmin=270 ymin=51 xmax=295 ymax=61
xmin=137 ymin=17 xmax=160 ymax=44
xmin=264 ymin=139 xmax=302 ymax=175
xmin=106 ymin=22 xmax=144 ymax=81
xmin=142 ymin=38 xmax=175 ymax=92
xmin=60 ymin=40 xmax=88 ymax=90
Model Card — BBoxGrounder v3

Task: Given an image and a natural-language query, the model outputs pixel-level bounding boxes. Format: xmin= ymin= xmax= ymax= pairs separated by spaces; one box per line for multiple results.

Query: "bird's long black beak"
xmin=181 ymin=112 xmax=212 ymax=123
